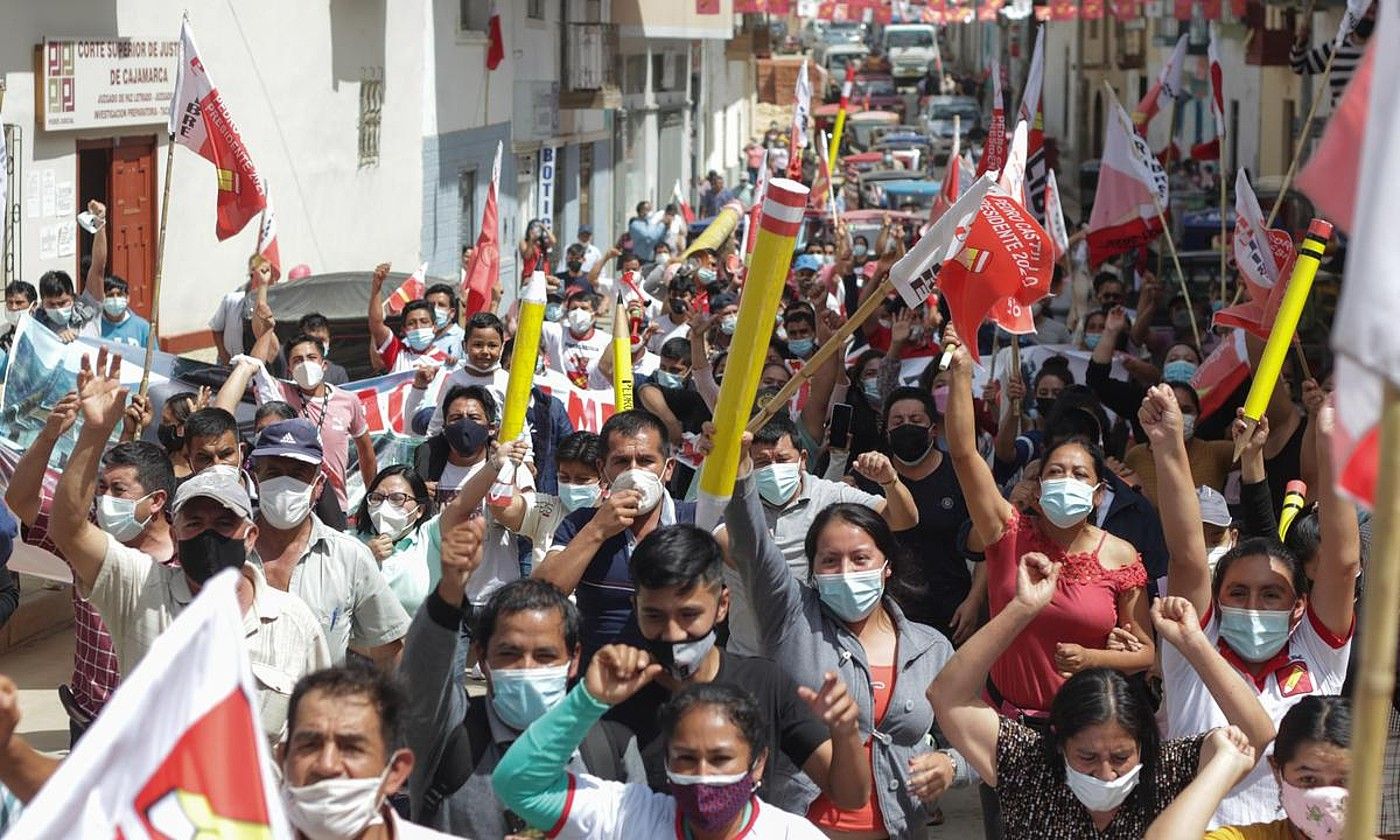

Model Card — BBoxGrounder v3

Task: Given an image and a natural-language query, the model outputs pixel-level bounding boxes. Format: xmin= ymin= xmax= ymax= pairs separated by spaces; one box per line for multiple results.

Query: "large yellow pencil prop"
xmin=499 ymin=271 xmax=548 ymax=442
xmin=1233 ymin=219 xmax=1332 ymax=461
xmin=695 ymin=178 xmax=809 ymax=530
xmin=612 ymin=291 xmax=634 ymax=411
xmin=827 ymin=63 xmax=855 ymax=169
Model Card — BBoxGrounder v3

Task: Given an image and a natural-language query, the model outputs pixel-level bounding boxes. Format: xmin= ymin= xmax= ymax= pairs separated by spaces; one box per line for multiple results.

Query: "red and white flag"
xmin=1018 ymin=29 xmax=1048 ymax=222
xmin=1332 ymin=0 xmax=1397 ymax=508
xmin=789 ymin=60 xmax=813 ymax=179
xmin=168 ymin=18 xmax=267 ymax=241
xmin=255 ymin=182 xmax=281 ymax=280
xmin=998 ymin=119 xmax=1029 ymax=207
xmin=673 ymin=179 xmax=696 ymax=225
xmin=462 ymin=142 xmax=502 ymax=317
xmin=487 ymin=0 xmax=505 ymax=69
xmin=1296 ymin=44 xmax=1374 ymax=235
xmin=940 ymin=185 xmax=1054 ymax=356
xmin=1191 ymin=328 xmax=1250 ymax=420
xmin=12 ymin=571 xmax=290 ymax=838
xmin=1334 ymin=0 xmax=1374 ymax=48
xmin=742 ymin=149 xmax=770 ymax=262
xmin=1044 ymin=169 xmax=1071 ymax=262
xmin=976 ymin=55 xmax=1007 ymax=178
xmin=927 ymin=131 xmax=963 ymax=226
xmin=1133 ymin=34 xmax=1189 ymax=134
xmin=1207 ymin=25 xmax=1227 ymax=142
xmin=1215 ymin=170 xmax=1294 ymax=338
xmin=384 ymin=261 xmax=429 ymax=317
xmin=810 ymin=131 xmax=836 ymax=212
xmin=1086 ymin=99 xmax=1169 ymax=266
xmin=839 ymin=61 xmax=856 ymax=111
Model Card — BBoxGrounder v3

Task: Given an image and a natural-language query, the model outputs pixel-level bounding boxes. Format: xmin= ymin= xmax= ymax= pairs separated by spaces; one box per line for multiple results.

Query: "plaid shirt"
xmin=69 ymin=589 xmax=119 ymax=718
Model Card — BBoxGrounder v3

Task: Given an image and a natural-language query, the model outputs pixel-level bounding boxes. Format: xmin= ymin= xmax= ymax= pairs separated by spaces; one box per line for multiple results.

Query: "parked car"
xmin=853 ymin=74 xmax=902 ymax=111
xmin=816 ymin=43 xmax=871 ymax=99
xmin=923 ymin=95 xmax=981 ymax=148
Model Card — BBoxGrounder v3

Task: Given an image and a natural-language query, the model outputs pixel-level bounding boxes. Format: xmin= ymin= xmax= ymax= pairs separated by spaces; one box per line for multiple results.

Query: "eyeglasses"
xmin=367 ymin=492 xmax=419 ymax=507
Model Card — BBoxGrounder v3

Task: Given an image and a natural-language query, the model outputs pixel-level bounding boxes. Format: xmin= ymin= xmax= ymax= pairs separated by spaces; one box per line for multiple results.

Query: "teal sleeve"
xmin=491 ymin=682 xmax=610 ymax=830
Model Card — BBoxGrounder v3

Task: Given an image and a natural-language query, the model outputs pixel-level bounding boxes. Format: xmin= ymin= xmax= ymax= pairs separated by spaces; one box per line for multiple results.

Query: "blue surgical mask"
xmin=788 ymin=337 xmax=815 ymax=358
xmin=404 ymin=327 xmax=435 ymax=352
xmin=434 ymin=307 xmax=452 ymax=328
xmin=558 ymin=481 xmax=601 ymax=512
xmin=1163 ymin=359 xmax=1198 ymax=383
xmin=488 ymin=664 xmax=570 ymax=730
xmin=545 ymin=302 xmax=564 ymax=322
xmin=103 ymin=296 xmax=129 ymax=318
xmin=1038 ymin=477 xmax=1098 ymax=528
xmin=720 ymin=314 xmax=738 ymax=335
xmin=862 ymin=378 xmax=881 ymax=403
xmin=755 ymin=462 xmax=802 ymax=506
xmin=1217 ymin=605 xmax=1293 ymax=662
xmin=44 ymin=306 xmax=72 ymax=324
xmin=1084 ymin=332 xmax=1101 ymax=350
xmin=814 ymin=565 xmax=886 ymax=622
xmin=697 ymin=267 xmax=717 ymax=285
xmin=655 ymin=368 xmax=685 ymax=389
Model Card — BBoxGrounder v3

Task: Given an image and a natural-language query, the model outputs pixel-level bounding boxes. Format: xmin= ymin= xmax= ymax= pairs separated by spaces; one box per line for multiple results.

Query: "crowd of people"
xmin=0 ymin=102 xmax=1394 ymax=840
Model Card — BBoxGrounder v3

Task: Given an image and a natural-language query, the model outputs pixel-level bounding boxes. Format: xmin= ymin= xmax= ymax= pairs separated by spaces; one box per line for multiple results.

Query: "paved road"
xmin=0 ymin=625 xmax=987 ymax=834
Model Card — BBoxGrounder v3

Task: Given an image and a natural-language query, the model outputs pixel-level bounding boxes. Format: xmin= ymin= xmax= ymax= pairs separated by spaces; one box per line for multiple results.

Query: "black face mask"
xmin=888 ymin=424 xmax=934 ymax=464
xmin=642 ymin=630 xmax=718 ymax=681
xmin=157 ymin=424 xmax=184 ymax=452
xmin=179 ymin=528 xmax=248 ymax=585
xmin=567 ymin=260 xmax=583 ymax=273
xmin=669 ymin=299 xmax=689 ymax=316
xmin=444 ymin=418 xmax=490 ymax=457
xmin=1035 ymin=397 xmax=1058 ymax=418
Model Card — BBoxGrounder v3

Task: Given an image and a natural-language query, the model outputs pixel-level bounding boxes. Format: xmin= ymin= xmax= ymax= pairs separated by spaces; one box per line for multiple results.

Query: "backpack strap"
xmin=577 ymin=720 xmax=629 ymax=782
xmin=420 ymin=701 xmax=493 ymax=821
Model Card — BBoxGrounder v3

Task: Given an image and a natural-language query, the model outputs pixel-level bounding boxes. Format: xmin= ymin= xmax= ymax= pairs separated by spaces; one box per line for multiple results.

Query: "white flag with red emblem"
xmin=1207 ymin=26 xmax=1227 ymax=140
xmin=168 ymin=18 xmax=267 ymax=241
xmin=1044 ymin=169 xmax=1070 ymax=262
xmin=789 ymin=60 xmax=812 ymax=178
xmin=12 ymin=571 xmax=290 ymax=838
xmin=1332 ymin=0 xmax=1399 ymax=508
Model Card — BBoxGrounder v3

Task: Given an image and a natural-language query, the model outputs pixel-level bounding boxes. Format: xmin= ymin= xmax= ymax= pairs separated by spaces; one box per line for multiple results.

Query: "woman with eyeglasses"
xmin=354 ymin=465 xmax=438 ymax=615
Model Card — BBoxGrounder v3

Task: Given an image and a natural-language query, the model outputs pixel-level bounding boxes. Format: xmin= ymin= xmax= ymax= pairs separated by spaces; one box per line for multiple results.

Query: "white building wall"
xmin=2 ymin=0 xmax=430 ymax=339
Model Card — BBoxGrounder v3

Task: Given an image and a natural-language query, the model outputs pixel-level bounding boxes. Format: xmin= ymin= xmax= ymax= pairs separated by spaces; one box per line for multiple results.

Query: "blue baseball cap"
xmin=793 ymin=254 xmax=823 ymax=274
xmin=250 ymin=418 xmax=324 ymax=465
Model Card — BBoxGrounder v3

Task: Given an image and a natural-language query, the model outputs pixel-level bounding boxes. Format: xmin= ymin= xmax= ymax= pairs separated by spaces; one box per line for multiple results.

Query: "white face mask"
xmin=1063 ymin=761 xmax=1142 ymax=812
xmin=95 ymin=493 xmax=153 ymax=543
xmin=609 ymin=468 xmax=665 ymax=515
xmin=2 ymin=308 xmax=24 ymax=326
xmin=566 ymin=308 xmax=594 ymax=334
xmin=281 ymin=765 xmax=390 ymax=840
xmin=258 ymin=476 xmax=316 ymax=530
xmin=370 ymin=503 xmax=415 ymax=541
xmin=292 ymin=360 xmax=325 ymax=391
xmin=1205 ymin=542 xmax=1232 ymax=574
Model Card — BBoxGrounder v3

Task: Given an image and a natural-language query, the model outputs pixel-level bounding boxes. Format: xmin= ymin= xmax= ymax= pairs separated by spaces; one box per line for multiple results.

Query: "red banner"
xmin=1082 ymin=0 xmax=1105 ymax=18
xmin=978 ymin=0 xmax=1005 ymax=21
xmin=1051 ymin=0 xmax=1079 ymax=19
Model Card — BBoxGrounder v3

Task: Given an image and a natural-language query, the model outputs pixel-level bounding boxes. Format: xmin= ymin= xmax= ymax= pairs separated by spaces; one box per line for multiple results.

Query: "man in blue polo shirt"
xmin=533 ymin=409 xmax=694 ymax=663
xmin=81 ymin=199 xmax=151 ymax=348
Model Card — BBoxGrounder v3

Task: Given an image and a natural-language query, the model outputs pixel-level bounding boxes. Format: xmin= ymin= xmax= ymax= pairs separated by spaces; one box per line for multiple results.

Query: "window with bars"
xmin=460 ymin=0 xmax=490 ymax=32
xmin=459 ymin=168 xmax=478 ymax=248
xmin=359 ymin=68 xmax=383 ymax=167
xmin=528 ymin=0 xmax=545 ymax=19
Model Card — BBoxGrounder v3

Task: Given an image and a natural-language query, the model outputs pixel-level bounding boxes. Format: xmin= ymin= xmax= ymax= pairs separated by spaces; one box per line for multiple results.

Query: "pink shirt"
xmin=258 ymin=378 xmax=368 ymax=512
xmin=984 ymin=508 xmax=1147 ymax=716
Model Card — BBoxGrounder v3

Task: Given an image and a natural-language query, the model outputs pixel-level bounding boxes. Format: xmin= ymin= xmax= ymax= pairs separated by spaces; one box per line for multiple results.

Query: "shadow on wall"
xmin=0 ymin=2 xmax=119 ymax=79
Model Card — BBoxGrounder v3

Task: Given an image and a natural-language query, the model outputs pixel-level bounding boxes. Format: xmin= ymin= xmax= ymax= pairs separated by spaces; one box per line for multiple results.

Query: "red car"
xmin=852 ymin=74 xmax=902 ymax=112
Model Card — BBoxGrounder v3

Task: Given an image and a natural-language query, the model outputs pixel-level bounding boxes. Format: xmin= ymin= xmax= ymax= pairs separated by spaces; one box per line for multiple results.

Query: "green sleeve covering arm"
xmin=491 ymin=682 xmax=611 ymax=830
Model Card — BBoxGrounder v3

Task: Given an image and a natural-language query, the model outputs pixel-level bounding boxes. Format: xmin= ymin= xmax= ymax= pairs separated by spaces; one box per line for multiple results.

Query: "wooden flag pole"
xmin=1218 ymin=153 xmax=1229 ymax=305
xmin=1343 ymin=384 xmax=1400 ymax=840
xmin=746 ymin=274 xmax=894 ymax=434
xmin=1266 ymin=48 xmax=1337 ymax=228
xmin=1010 ymin=334 xmax=1022 ymax=435
xmin=140 ymin=138 xmax=176 ymax=398
xmin=1153 ymin=203 xmax=1203 ymax=352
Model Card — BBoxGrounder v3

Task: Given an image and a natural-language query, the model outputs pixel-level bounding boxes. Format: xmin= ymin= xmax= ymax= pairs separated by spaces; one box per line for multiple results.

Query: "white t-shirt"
xmin=208 ymin=290 xmax=250 ymax=356
xmin=586 ymin=349 xmax=659 ymax=390
xmin=404 ymin=365 xmax=511 ymax=436
xmin=550 ymin=775 xmax=825 ymax=840
xmin=542 ymin=321 xmax=610 ymax=388
xmin=1162 ymin=604 xmax=1353 ymax=828
xmin=646 ymin=314 xmax=690 ymax=354
xmin=435 ymin=459 xmax=534 ymax=606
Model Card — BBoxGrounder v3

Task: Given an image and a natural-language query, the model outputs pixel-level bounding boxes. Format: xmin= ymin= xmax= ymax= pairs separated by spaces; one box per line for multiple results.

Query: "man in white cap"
xmin=49 ymin=349 xmax=331 ymax=739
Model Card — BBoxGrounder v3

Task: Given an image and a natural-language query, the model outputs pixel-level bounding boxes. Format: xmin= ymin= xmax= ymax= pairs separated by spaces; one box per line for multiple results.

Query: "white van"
xmin=881 ymin=24 xmax=938 ymax=82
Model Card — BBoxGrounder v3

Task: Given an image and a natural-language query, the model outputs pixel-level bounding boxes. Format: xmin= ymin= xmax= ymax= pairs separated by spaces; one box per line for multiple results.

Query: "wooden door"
xmin=110 ymin=138 xmax=156 ymax=317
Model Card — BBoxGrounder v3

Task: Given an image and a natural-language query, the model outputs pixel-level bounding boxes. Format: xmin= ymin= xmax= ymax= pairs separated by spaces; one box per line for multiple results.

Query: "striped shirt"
xmin=1290 ymin=40 xmax=1364 ymax=106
